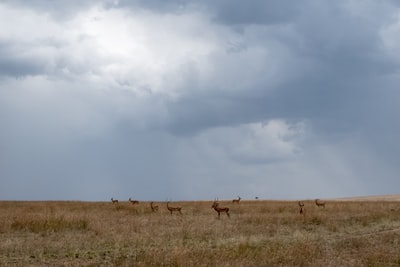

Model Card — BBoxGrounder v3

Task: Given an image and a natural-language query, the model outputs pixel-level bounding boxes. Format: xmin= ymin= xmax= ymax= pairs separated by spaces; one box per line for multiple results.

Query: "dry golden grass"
xmin=1 ymin=199 xmax=400 ymax=266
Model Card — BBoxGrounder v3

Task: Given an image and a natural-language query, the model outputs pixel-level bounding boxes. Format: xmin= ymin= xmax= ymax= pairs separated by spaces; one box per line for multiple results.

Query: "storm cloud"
xmin=0 ymin=1 xmax=399 ymax=201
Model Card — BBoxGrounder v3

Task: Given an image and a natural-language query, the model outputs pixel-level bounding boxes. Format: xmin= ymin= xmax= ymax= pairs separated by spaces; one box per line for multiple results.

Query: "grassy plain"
xmin=1 ymin=199 xmax=400 ymax=266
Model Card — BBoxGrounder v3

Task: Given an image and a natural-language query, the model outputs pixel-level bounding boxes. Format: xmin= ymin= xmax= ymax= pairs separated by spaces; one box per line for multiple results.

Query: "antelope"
xmin=212 ymin=200 xmax=230 ymax=218
xmin=129 ymin=197 xmax=139 ymax=205
xmin=298 ymin=201 xmax=305 ymax=215
xmin=315 ymin=199 xmax=326 ymax=208
xmin=232 ymin=196 xmax=241 ymax=204
xmin=111 ymin=197 xmax=119 ymax=204
xmin=166 ymin=201 xmax=182 ymax=215
xmin=150 ymin=201 xmax=159 ymax=212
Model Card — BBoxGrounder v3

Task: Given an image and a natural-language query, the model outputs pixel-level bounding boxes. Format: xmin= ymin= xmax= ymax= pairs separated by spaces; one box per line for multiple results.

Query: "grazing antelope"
xmin=111 ymin=197 xmax=119 ymax=204
xmin=212 ymin=200 xmax=230 ymax=218
xmin=315 ymin=199 xmax=325 ymax=208
xmin=150 ymin=201 xmax=159 ymax=212
xmin=166 ymin=201 xmax=182 ymax=215
xmin=129 ymin=197 xmax=139 ymax=205
xmin=232 ymin=196 xmax=241 ymax=204
xmin=298 ymin=201 xmax=305 ymax=215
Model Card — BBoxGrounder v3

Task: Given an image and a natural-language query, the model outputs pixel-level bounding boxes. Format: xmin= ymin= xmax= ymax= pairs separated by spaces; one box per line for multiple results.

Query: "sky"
xmin=0 ymin=0 xmax=400 ymax=201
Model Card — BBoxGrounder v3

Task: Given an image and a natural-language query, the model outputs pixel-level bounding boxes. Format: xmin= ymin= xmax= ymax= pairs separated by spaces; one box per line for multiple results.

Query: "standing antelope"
xmin=315 ymin=199 xmax=326 ymax=208
xmin=111 ymin=197 xmax=119 ymax=204
xmin=166 ymin=201 xmax=182 ymax=215
xmin=298 ymin=201 xmax=305 ymax=215
xmin=150 ymin=201 xmax=159 ymax=212
xmin=212 ymin=200 xmax=230 ymax=218
xmin=129 ymin=197 xmax=139 ymax=205
xmin=232 ymin=196 xmax=241 ymax=204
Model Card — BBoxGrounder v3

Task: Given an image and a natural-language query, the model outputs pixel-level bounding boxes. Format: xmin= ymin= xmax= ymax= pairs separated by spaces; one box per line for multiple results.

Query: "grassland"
xmin=1 ymin=199 xmax=400 ymax=266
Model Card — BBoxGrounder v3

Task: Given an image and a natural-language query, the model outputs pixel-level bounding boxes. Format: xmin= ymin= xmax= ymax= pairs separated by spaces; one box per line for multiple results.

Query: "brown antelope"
xmin=298 ymin=201 xmax=305 ymax=215
xmin=166 ymin=201 xmax=182 ymax=215
xmin=232 ymin=196 xmax=241 ymax=204
xmin=315 ymin=199 xmax=325 ymax=208
xmin=212 ymin=200 xmax=230 ymax=218
xmin=150 ymin=201 xmax=159 ymax=212
xmin=129 ymin=197 xmax=139 ymax=205
xmin=111 ymin=197 xmax=119 ymax=204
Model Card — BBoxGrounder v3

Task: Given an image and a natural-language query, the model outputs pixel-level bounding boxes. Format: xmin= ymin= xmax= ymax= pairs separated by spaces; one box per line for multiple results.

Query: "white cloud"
xmin=195 ymin=120 xmax=305 ymax=164
xmin=0 ymin=3 xmax=217 ymax=96
xmin=380 ymin=11 xmax=400 ymax=62
xmin=66 ymin=6 xmax=221 ymax=97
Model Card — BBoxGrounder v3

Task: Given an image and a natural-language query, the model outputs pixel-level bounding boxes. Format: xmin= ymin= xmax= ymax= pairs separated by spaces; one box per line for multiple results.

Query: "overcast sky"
xmin=1 ymin=0 xmax=400 ymax=201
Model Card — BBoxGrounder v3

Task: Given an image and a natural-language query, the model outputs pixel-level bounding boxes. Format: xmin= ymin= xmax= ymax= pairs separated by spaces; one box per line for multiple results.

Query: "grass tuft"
xmin=11 ymin=216 xmax=89 ymax=233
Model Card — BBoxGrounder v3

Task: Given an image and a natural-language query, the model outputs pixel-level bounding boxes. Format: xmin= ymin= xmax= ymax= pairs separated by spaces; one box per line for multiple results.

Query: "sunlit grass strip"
xmin=11 ymin=216 xmax=89 ymax=233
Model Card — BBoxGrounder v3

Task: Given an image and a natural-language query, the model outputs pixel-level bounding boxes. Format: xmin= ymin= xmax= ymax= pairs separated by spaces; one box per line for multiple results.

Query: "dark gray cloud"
xmin=0 ymin=41 xmax=46 ymax=77
xmin=207 ymin=0 xmax=303 ymax=25
xmin=114 ymin=0 xmax=303 ymax=25
xmin=0 ymin=1 xmax=400 ymax=201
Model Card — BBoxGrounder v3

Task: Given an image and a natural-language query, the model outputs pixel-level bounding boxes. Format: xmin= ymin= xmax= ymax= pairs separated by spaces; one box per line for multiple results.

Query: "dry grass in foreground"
xmin=1 ymin=199 xmax=400 ymax=266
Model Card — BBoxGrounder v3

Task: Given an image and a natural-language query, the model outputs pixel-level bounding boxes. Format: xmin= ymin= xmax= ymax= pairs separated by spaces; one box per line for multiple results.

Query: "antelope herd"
xmin=109 ymin=197 xmax=327 ymax=218
xmin=150 ymin=201 xmax=159 ymax=212
xmin=129 ymin=197 xmax=139 ymax=205
xmin=212 ymin=199 xmax=230 ymax=218
xmin=315 ymin=198 xmax=326 ymax=208
xmin=166 ymin=201 xmax=182 ymax=215
xmin=298 ymin=201 xmax=305 ymax=215
xmin=232 ymin=196 xmax=241 ymax=203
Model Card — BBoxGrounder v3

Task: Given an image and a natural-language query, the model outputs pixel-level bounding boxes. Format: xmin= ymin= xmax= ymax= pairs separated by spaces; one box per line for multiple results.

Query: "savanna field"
xmin=1 ymin=199 xmax=400 ymax=266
